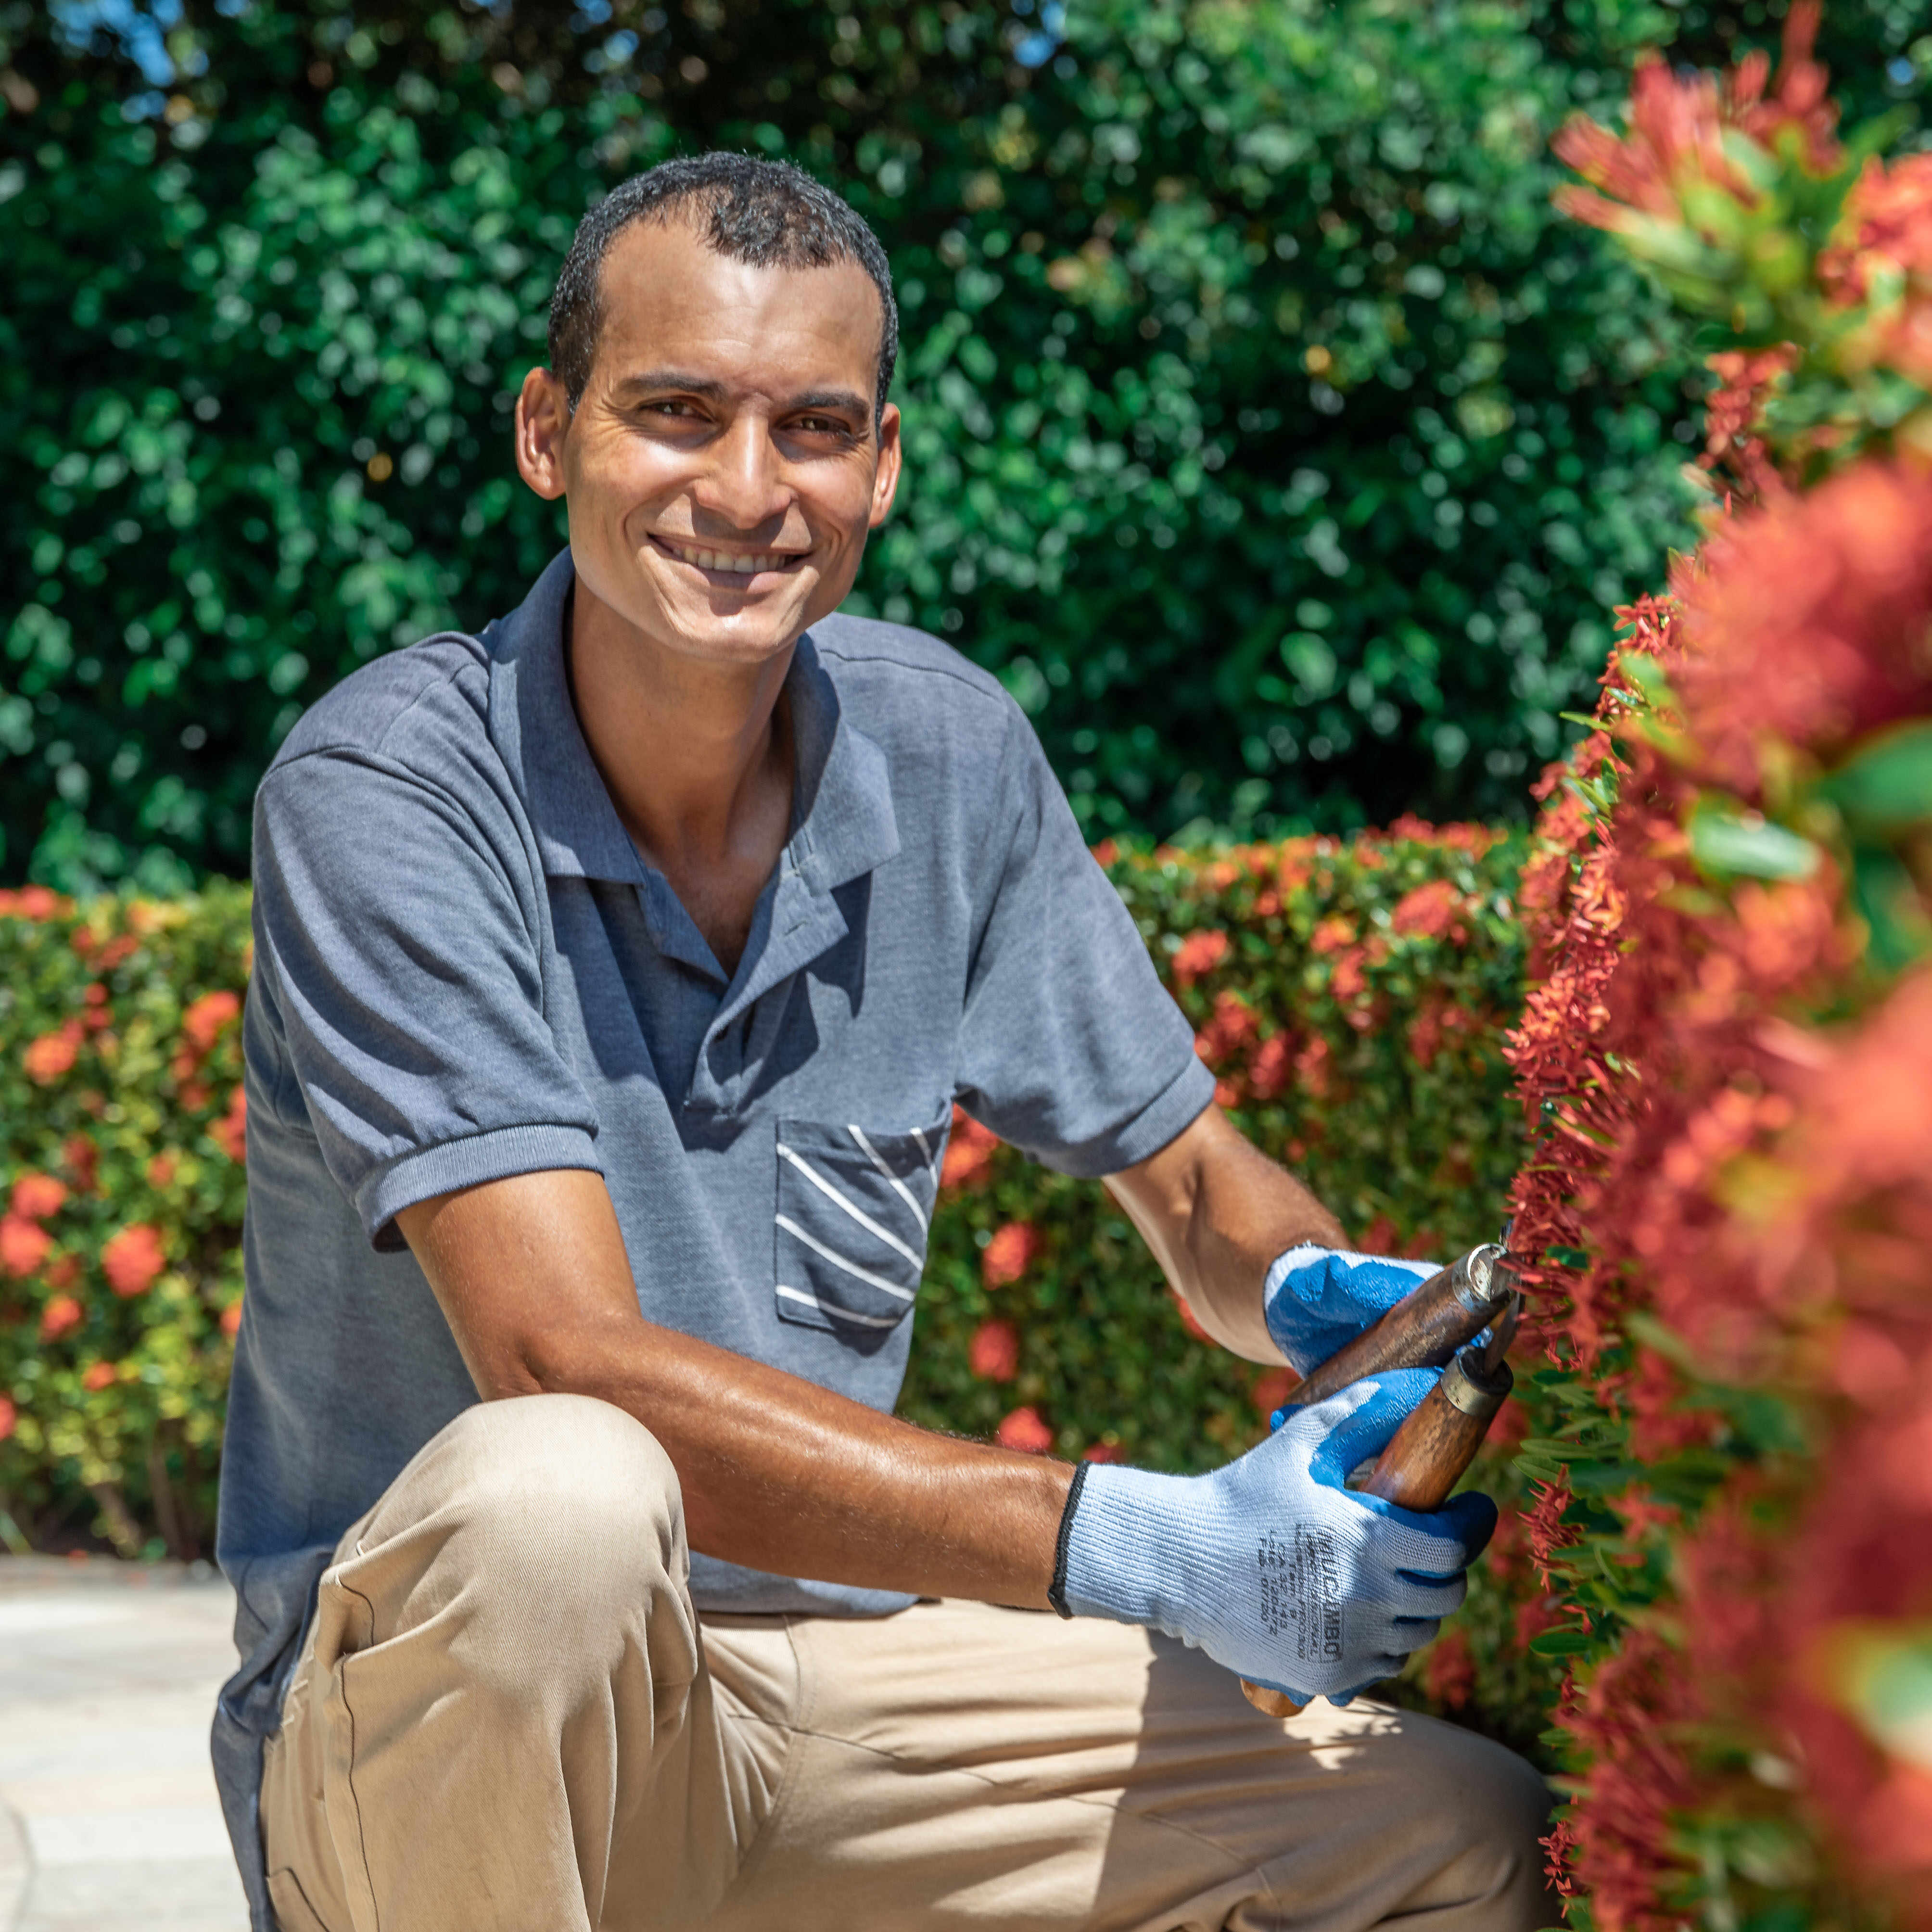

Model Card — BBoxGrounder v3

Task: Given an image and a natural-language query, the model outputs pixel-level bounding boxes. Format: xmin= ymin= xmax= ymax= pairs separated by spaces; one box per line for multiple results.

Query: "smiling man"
xmin=214 ymin=156 xmax=1552 ymax=1932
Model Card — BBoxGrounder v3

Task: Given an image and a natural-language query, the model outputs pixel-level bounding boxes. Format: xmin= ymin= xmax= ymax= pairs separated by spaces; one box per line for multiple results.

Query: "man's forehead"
xmin=594 ymin=218 xmax=882 ymax=377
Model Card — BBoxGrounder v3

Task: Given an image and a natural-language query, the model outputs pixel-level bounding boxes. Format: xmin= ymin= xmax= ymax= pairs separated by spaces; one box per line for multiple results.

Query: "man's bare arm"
xmin=1105 ymin=1104 xmax=1345 ymax=1364
xmin=396 ymin=1169 xmax=1071 ymax=1607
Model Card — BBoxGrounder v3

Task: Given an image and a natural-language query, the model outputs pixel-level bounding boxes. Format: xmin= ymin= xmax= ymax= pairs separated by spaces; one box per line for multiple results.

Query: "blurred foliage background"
xmin=2 ymin=0 xmax=1929 ymax=891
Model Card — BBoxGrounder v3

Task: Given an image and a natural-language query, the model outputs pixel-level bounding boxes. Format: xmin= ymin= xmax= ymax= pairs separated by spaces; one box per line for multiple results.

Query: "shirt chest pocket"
xmin=774 ymin=1112 xmax=951 ymax=1338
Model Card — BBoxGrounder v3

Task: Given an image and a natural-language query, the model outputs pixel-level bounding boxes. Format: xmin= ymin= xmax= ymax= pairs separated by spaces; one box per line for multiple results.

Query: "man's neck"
xmin=567 ymin=584 xmax=799 ymax=974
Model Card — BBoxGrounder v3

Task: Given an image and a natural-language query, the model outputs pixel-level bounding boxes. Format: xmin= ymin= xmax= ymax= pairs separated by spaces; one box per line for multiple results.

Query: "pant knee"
xmin=1412 ymin=1725 xmax=1556 ymax=1914
xmin=375 ymin=1394 xmax=686 ymax=1629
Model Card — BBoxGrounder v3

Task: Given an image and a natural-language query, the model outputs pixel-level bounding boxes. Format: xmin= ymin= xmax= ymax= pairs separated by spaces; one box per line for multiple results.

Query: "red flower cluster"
xmin=941 ymin=1107 xmax=1001 ymax=1191
xmin=968 ymin=1318 xmax=1020 ymax=1383
xmin=1504 ymin=381 xmax=1932 ymax=1931
xmin=1552 ymin=2 xmax=1836 ymax=237
xmin=996 ymin=1405 xmax=1054 ymax=1453
xmin=101 ymin=1224 xmax=166 ymax=1299
xmin=981 ymin=1220 xmax=1042 ymax=1289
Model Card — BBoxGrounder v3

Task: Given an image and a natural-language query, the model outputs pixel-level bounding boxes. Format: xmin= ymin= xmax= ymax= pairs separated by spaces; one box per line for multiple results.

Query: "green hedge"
xmin=1 ymin=0 xmax=1711 ymax=889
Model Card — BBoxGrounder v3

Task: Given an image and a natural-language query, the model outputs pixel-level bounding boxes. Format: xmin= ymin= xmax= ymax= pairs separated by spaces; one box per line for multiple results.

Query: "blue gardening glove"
xmin=1058 ymin=1370 xmax=1496 ymax=1704
xmin=1262 ymin=1243 xmax=1442 ymax=1375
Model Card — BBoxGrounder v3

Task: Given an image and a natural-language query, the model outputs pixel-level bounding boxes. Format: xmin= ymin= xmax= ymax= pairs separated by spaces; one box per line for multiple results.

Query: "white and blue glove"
xmin=1262 ymin=1244 xmax=1442 ymax=1375
xmin=1055 ymin=1371 xmax=1496 ymax=1704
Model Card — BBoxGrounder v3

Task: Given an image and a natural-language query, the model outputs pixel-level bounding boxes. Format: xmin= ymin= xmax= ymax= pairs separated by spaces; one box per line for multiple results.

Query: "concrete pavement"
xmin=0 ymin=1556 xmax=248 ymax=1932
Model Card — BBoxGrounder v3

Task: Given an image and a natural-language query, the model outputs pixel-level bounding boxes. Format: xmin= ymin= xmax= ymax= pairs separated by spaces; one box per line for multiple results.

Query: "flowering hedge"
xmin=0 ymin=882 xmax=249 ymax=1559
xmin=0 ymin=834 xmax=1532 ymax=1623
xmin=1492 ymin=14 xmax=1932 ymax=1926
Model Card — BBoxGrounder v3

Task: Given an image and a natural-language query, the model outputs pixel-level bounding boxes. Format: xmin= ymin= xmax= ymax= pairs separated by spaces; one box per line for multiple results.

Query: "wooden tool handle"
xmin=1240 ymin=1348 xmax=1514 ymax=1717
xmin=1358 ymin=1350 xmax=1512 ymax=1510
xmin=1284 ymin=1245 xmax=1513 ymax=1410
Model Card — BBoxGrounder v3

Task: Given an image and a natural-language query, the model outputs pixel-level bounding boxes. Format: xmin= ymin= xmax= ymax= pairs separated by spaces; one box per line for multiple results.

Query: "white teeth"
xmin=666 ymin=541 xmax=792 ymax=575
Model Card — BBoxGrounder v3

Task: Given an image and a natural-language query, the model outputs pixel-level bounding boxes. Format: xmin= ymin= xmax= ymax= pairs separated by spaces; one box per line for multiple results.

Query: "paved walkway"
xmin=0 ymin=1556 xmax=248 ymax=1932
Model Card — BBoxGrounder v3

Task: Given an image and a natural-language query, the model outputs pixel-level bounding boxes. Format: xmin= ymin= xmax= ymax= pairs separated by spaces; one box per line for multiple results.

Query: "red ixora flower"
xmin=1170 ymin=928 xmax=1231 ymax=986
xmin=101 ymin=1223 xmax=166 ymax=1298
xmin=11 ymin=1173 xmax=68 ymax=1222
xmin=968 ymin=1318 xmax=1020 ymax=1383
xmin=981 ymin=1220 xmax=1042 ymax=1289
xmin=181 ymin=989 xmax=242 ymax=1055
xmin=996 ymin=1405 xmax=1055 ymax=1454
xmin=0 ymin=1394 xmax=14 ymax=1441
xmin=38 ymin=1294 xmax=83 ymax=1343
xmin=941 ymin=1107 xmax=1000 ymax=1191
xmin=0 ymin=1215 xmax=53 ymax=1280
xmin=23 ymin=1021 xmax=82 ymax=1086
xmin=1391 ymin=878 xmax=1462 ymax=941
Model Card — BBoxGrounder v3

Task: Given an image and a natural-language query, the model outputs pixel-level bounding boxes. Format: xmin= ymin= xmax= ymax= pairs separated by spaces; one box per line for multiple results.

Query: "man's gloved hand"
xmin=1056 ymin=1371 xmax=1496 ymax=1704
xmin=1262 ymin=1244 xmax=1441 ymax=1375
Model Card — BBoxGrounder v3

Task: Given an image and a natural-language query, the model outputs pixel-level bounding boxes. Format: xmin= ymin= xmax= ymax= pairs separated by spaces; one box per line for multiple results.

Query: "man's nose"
xmin=692 ymin=413 xmax=791 ymax=532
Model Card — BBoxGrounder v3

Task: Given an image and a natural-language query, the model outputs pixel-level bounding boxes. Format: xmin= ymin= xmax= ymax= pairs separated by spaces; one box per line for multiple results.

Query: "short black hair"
xmin=547 ymin=153 xmax=899 ymax=424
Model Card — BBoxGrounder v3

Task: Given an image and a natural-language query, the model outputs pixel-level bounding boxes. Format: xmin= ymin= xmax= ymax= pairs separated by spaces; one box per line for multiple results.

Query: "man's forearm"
xmin=1106 ymin=1106 xmax=1346 ymax=1363
xmin=399 ymin=1170 xmax=1072 ymax=1608
xmin=532 ymin=1318 xmax=1073 ymax=1604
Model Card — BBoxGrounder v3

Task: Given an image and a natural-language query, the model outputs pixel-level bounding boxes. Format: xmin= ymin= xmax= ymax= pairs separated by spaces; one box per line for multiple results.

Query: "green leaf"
xmin=1688 ymin=798 xmax=1821 ymax=881
xmin=1818 ymin=721 xmax=1932 ymax=833
xmin=1529 ymin=1628 xmax=1597 ymax=1657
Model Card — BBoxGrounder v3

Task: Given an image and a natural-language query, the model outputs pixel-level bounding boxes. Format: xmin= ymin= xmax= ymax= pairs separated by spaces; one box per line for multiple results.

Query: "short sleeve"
xmin=954 ymin=703 xmax=1213 ymax=1176
xmin=251 ymin=747 xmax=602 ymax=1248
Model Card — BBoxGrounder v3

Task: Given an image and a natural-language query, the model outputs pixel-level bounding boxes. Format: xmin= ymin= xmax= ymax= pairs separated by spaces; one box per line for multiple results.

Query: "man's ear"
xmin=869 ymin=400 xmax=903 ymax=530
xmin=515 ymin=368 xmax=572 ymax=501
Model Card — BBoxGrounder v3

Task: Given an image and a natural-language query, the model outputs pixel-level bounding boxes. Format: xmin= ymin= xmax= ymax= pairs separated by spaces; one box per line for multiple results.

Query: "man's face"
xmin=517 ymin=218 xmax=901 ymax=671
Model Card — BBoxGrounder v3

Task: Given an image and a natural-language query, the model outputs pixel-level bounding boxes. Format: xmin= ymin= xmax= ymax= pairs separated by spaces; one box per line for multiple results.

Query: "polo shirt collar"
xmin=486 ymin=548 xmax=899 ymax=901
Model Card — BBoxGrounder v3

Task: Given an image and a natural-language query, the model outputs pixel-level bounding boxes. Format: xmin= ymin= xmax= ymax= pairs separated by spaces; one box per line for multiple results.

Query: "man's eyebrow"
xmin=609 ymin=371 xmax=871 ymax=419
xmin=610 ymin=369 xmax=730 ymax=401
xmin=785 ymin=389 xmax=872 ymax=419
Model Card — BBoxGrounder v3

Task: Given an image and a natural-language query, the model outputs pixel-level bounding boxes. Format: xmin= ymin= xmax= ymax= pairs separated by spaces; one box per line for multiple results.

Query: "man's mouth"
xmin=652 ymin=536 xmax=808 ymax=579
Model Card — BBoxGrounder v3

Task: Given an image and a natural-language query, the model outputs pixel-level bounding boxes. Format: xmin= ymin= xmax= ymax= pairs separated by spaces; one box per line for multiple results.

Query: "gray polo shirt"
xmin=211 ymin=548 xmax=1212 ymax=1922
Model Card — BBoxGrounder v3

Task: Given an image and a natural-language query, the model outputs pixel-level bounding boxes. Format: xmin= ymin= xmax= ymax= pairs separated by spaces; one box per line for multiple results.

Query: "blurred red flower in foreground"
xmin=1169 ymin=928 xmax=1230 ymax=985
xmin=0 ymin=1395 xmax=14 ymax=1441
xmin=1391 ymin=879 xmax=1462 ymax=941
xmin=38 ymin=1295 xmax=83 ymax=1343
xmin=1673 ymin=460 xmax=1932 ymax=786
xmin=102 ymin=1224 xmax=166 ymax=1298
xmin=0 ymin=886 xmax=67 ymax=921
xmin=23 ymin=1022 xmax=81 ymax=1085
xmin=941 ymin=1107 xmax=1000 ymax=1190
xmin=996 ymin=1405 xmax=1054 ymax=1453
xmin=11 ymin=1174 xmax=67 ymax=1221
xmin=0 ymin=1216 xmax=52 ymax=1279
xmin=968 ymin=1318 xmax=1020 ymax=1383
xmin=181 ymin=989 xmax=241 ymax=1054
xmin=981 ymin=1220 xmax=1042 ymax=1289
xmin=1553 ymin=1 xmax=1837 ymax=236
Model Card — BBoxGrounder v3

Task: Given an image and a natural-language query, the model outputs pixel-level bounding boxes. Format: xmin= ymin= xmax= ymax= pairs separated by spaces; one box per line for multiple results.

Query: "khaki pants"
xmin=260 ymin=1395 xmax=1554 ymax=1932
